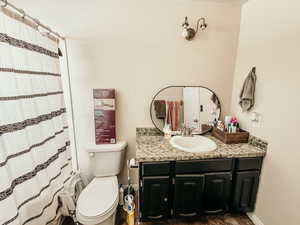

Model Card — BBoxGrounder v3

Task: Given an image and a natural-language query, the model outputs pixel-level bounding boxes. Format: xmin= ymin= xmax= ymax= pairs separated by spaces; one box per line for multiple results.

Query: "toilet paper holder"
xmin=128 ymin=158 xmax=138 ymax=168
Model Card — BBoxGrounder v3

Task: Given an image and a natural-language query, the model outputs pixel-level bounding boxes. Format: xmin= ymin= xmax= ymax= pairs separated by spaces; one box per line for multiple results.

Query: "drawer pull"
xmin=147 ymin=215 xmax=163 ymax=219
xmin=179 ymin=212 xmax=197 ymax=217
xmin=204 ymin=209 xmax=223 ymax=214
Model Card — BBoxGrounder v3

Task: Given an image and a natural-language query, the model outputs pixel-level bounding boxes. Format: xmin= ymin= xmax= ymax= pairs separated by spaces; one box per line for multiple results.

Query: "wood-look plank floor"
xmin=62 ymin=209 xmax=254 ymax=225
xmin=117 ymin=209 xmax=254 ymax=225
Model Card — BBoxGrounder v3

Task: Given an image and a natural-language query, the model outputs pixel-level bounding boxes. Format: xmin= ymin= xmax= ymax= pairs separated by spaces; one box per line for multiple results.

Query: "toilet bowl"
xmin=76 ymin=141 xmax=127 ymax=225
xmin=76 ymin=177 xmax=119 ymax=225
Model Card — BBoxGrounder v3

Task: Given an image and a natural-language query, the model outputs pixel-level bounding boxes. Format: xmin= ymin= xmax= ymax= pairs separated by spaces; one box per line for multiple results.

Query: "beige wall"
xmin=231 ymin=0 xmax=300 ymax=224
xmin=68 ymin=1 xmax=242 ymax=183
xmin=11 ymin=0 xmax=242 ymax=183
xmin=7 ymin=0 xmax=300 ymax=223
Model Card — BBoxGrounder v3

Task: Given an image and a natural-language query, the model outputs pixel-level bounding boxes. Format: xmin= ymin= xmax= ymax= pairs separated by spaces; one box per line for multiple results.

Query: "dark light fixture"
xmin=182 ymin=16 xmax=207 ymax=41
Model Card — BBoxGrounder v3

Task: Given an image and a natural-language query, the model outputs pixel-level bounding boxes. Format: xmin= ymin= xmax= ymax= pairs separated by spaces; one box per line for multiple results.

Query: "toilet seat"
xmin=76 ymin=176 xmax=119 ymax=225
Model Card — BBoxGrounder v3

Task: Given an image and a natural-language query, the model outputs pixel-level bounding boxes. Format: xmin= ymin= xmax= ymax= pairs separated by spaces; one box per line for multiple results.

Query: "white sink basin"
xmin=170 ymin=135 xmax=217 ymax=153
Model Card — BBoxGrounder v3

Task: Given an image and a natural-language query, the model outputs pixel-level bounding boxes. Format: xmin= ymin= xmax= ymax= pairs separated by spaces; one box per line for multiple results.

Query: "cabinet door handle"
xmin=204 ymin=209 xmax=223 ymax=214
xmin=147 ymin=215 xmax=163 ymax=219
xmin=179 ymin=212 xmax=197 ymax=217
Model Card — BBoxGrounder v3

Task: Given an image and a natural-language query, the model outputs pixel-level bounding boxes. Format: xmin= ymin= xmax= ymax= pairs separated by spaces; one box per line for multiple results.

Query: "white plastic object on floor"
xmin=59 ymin=171 xmax=85 ymax=216
xmin=119 ymin=186 xmax=124 ymax=206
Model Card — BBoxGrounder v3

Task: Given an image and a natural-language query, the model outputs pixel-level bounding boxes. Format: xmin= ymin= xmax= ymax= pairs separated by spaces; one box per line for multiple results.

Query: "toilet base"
xmin=93 ymin=210 xmax=116 ymax=225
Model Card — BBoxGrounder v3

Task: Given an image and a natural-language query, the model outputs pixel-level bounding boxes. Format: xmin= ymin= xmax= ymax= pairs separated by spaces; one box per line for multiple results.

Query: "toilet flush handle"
xmin=89 ymin=152 xmax=95 ymax=157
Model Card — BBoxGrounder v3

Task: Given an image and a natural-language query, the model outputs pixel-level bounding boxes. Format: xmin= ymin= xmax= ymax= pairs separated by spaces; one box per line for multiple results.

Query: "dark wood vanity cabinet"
xmin=139 ymin=157 xmax=263 ymax=221
xmin=232 ymin=171 xmax=260 ymax=212
xmin=204 ymin=172 xmax=232 ymax=214
xmin=141 ymin=176 xmax=170 ymax=220
xmin=173 ymin=175 xmax=205 ymax=217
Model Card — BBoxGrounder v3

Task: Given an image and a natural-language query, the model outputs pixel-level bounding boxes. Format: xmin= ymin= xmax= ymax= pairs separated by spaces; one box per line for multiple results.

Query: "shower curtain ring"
xmin=19 ymin=9 xmax=26 ymax=19
xmin=1 ymin=0 xmax=8 ymax=8
xmin=34 ymin=19 xmax=41 ymax=32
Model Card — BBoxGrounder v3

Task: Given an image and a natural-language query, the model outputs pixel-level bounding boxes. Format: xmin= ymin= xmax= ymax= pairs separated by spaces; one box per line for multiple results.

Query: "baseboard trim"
xmin=247 ymin=213 xmax=264 ymax=225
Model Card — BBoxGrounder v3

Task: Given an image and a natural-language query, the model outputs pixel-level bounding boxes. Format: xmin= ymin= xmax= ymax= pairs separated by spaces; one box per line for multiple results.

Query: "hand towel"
xmin=239 ymin=67 xmax=257 ymax=112
xmin=166 ymin=101 xmax=182 ymax=131
xmin=154 ymin=100 xmax=166 ymax=119
xmin=174 ymin=101 xmax=180 ymax=131
xmin=211 ymin=93 xmax=220 ymax=109
xmin=166 ymin=101 xmax=174 ymax=129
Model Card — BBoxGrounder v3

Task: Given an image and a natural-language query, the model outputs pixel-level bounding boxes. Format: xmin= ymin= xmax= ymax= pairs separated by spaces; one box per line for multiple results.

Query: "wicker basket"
xmin=212 ymin=127 xmax=249 ymax=144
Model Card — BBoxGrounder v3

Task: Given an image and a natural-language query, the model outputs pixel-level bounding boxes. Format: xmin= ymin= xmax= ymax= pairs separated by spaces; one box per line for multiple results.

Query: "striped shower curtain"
xmin=0 ymin=7 xmax=72 ymax=225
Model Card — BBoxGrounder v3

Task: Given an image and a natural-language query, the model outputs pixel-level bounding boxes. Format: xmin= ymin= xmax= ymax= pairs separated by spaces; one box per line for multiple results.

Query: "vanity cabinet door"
xmin=232 ymin=171 xmax=260 ymax=212
xmin=141 ymin=176 xmax=170 ymax=220
xmin=174 ymin=175 xmax=205 ymax=217
xmin=204 ymin=172 xmax=232 ymax=214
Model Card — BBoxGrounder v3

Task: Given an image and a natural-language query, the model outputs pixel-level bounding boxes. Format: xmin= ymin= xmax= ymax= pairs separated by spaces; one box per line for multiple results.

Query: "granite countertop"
xmin=136 ymin=134 xmax=267 ymax=162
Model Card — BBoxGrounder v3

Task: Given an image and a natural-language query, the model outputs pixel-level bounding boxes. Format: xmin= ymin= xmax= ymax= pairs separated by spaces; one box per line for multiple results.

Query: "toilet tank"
xmin=86 ymin=141 xmax=127 ymax=177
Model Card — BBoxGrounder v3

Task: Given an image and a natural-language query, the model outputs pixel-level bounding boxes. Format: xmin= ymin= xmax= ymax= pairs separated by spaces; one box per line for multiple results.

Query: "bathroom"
xmin=0 ymin=0 xmax=299 ymax=225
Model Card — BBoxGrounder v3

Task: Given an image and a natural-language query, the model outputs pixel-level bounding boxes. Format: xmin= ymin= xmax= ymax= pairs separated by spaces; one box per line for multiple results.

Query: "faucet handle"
xmin=187 ymin=127 xmax=195 ymax=136
xmin=180 ymin=123 xmax=187 ymax=136
xmin=181 ymin=123 xmax=195 ymax=136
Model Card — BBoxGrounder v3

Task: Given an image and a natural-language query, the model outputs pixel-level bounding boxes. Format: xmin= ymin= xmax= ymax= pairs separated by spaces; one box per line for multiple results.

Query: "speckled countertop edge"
xmin=136 ymin=128 xmax=267 ymax=162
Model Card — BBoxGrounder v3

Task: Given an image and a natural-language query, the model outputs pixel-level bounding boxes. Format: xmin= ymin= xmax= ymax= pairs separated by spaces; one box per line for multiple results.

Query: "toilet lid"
xmin=77 ymin=176 xmax=118 ymax=218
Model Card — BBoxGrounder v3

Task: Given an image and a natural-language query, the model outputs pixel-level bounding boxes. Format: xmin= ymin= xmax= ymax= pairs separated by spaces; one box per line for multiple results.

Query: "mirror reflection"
xmin=150 ymin=86 xmax=221 ymax=134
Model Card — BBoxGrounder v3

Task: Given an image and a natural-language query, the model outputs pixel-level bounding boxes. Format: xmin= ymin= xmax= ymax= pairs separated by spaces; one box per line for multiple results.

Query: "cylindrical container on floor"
xmin=126 ymin=211 xmax=135 ymax=225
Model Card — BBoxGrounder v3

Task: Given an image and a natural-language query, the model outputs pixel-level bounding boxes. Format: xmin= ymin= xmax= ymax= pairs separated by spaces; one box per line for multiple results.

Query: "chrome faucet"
xmin=181 ymin=123 xmax=195 ymax=137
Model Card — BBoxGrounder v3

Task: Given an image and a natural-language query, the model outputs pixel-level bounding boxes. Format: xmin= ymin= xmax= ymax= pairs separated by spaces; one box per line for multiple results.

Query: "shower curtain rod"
xmin=0 ymin=0 xmax=65 ymax=40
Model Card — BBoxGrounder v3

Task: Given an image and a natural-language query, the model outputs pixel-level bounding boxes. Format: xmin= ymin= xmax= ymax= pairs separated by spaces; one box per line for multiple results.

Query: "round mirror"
xmin=150 ymin=86 xmax=221 ymax=135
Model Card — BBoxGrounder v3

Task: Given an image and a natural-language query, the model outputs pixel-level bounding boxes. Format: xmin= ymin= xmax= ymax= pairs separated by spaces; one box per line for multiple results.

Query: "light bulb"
xmin=182 ymin=28 xmax=188 ymax=38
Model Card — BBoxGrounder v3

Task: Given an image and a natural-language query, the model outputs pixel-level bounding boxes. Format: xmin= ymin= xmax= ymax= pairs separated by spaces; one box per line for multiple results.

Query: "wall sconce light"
xmin=182 ymin=16 xmax=207 ymax=41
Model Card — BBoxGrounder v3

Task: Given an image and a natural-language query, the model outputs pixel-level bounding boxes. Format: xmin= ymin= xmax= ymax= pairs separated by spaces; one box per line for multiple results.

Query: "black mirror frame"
xmin=150 ymin=85 xmax=221 ymax=135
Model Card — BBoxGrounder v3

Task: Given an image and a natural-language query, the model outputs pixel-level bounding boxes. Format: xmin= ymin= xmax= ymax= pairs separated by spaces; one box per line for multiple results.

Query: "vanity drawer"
xmin=175 ymin=159 xmax=233 ymax=174
xmin=142 ymin=162 xmax=171 ymax=176
xmin=235 ymin=157 xmax=263 ymax=171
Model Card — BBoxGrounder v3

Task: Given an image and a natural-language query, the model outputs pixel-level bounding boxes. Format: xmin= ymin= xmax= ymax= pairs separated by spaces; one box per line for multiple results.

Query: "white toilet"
xmin=76 ymin=141 xmax=127 ymax=225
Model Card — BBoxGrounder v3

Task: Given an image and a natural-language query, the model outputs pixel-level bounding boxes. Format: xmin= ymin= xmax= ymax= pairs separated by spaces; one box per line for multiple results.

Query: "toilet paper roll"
xmin=129 ymin=158 xmax=138 ymax=168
